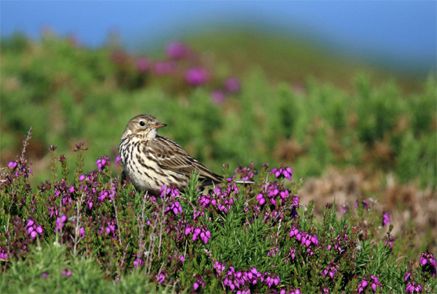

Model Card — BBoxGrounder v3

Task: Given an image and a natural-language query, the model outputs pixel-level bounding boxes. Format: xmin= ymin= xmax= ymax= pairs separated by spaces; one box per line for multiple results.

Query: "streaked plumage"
xmin=119 ymin=114 xmax=222 ymax=194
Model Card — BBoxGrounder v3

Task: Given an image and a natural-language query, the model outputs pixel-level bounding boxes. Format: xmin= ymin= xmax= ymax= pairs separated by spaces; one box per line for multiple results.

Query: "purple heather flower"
xmin=382 ymin=211 xmax=391 ymax=226
xmin=292 ymin=196 xmax=299 ymax=207
xmin=133 ymin=258 xmax=144 ymax=268
xmin=155 ymin=272 xmax=166 ymax=284
xmin=79 ymin=174 xmax=86 ymax=181
xmin=166 ymin=201 xmax=183 ymax=215
xmin=406 ymin=282 xmax=423 ymax=293
xmin=166 ymin=41 xmax=190 ymax=60
xmin=185 ymin=67 xmax=208 ymax=86
xmin=199 ymin=195 xmax=211 ymax=207
xmin=322 ymin=262 xmax=338 ymax=279
xmin=79 ymin=227 xmax=85 ymax=238
xmin=200 ymin=229 xmax=211 ymax=244
xmin=115 ymin=155 xmax=122 ymax=165
xmin=160 ymin=185 xmax=180 ymax=198
xmin=153 ymin=61 xmax=176 ymax=75
xmin=370 ymin=275 xmax=382 ymax=292
xmin=211 ymin=90 xmax=226 ymax=104
xmin=192 ymin=277 xmax=205 ymax=291
xmin=8 ymin=161 xmax=18 ymax=169
xmin=26 ymin=219 xmax=44 ymax=240
xmin=214 ymin=261 xmax=225 ymax=275
xmin=256 ymin=193 xmax=266 ymax=206
xmin=224 ymin=77 xmax=241 ymax=93
xmin=179 ymin=255 xmax=185 ymax=263
xmin=105 ymin=223 xmax=116 ymax=235
xmin=404 ymin=271 xmax=412 ymax=283
xmin=357 ymin=279 xmax=368 ymax=293
xmin=280 ymin=189 xmax=289 ymax=201
xmin=40 ymin=272 xmax=49 ymax=279
xmin=340 ymin=204 xmax=349 ymax=214
xmin=0 ymin=247 xmax=8 ymax=261
xmin=96 ymin=156 xmax=110 ymax=171
xmin=289 ymin=226 xmax=299 ymax=238
xmin=136 ymin=57 xmax=150 ymax=73
xmin=98 ymin=190 xmax=109 ymax=202
xmin=271 ymin=167 xmax=293 ymax=180
xmin=184 ymin=226 xmax=192 ymax=235
xmin=55 ymin=215 xmax=68 ymax=232
xmin=419 ymin=252 xmax=436 ymax=276
xmin=61 ymin=268 xmax=72 ymax=278
xmin=192 ymin=227 xmax=201 ymax=241
xmin=265 ymin=275 xmax=280 ymax=288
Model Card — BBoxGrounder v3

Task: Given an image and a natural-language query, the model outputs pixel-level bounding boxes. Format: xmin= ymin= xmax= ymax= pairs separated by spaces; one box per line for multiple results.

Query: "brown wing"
xmin=150 ymin=135 xmax=223 ymax=183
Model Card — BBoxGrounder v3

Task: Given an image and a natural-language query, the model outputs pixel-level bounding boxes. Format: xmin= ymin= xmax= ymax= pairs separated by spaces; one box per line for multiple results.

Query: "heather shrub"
xmin=1 ymin=140 xmax=435 ymax=293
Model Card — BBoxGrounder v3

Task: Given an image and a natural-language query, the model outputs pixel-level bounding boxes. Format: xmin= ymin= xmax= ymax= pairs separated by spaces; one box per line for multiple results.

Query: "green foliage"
xmin=1 ymin=35 xmax=436 ymax=187
xmin=1 ymin=154 xmax=436 ymax=293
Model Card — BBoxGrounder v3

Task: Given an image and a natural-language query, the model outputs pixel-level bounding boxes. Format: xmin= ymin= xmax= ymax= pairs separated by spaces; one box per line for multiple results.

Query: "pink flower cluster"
xmin=26 ymin=219 xmax=43 ymax=240
xmin=192 ymin=276 xmax=205 ymax=291
xmin=406 ymin=282 xmax=423 ymax=293
xmin=404 ymin=271 xmax=423 ymax=293
xmin=184 ymin=225 xmax=211 ymax=244
xmin=99 ymin=219 xmax=117 ymax=238
xmin=321 ymin=262 xmax=338 ymax=279
xmin=133 ymin=257 xmax=144 ymax=268
xmin=8 ymin=161 xmax=18 ymax=169
xmin=7 ymin=160 xmax=32 ymax=178
xmin=199 ymin=184 xmax=237 ymax=214
xmin=165 ymin=201 xmax=183 ymax=215
xmin=222 ymin=266 xmax=280 ymax=291
xmin=98 ymin=184 xmax=116 ymax=202
xmin=213 ymin=261 xmax=226 ymax=275
xmin=256 ymin=182 xmax=290 ymax=207
xmin=382 ymin=211 xmax=391 ymax=226
xmin=289 ymin=226 xmax=319 ymax=255
xmin=160 ymin=185 xmax=183 ymax=215
xmin=357 ymin=275 xmax=381 ymax=293
xmin=271 ymin=167 xmax=293 ymax=180
xmin=0 ymin=247 xmax=8 ymax=261
xmin=185 ymin=67 xmax=209 ymax=86
xmin=156 ymin=272 xmax=166 ymax=284
xmin=419 ymin=252 xmax=436 ymax=276
xmin=96 ymin=156 xmax=110 ymax=171
xmin=55 ymin=215 xmax=68 ymax=232
xmin=326 ymin=233 xmax=348 ymax=255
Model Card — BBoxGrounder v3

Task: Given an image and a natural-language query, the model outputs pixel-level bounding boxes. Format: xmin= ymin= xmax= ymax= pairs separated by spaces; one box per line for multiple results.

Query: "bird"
xmin=119 ymin=114 xmax=224 ymax=194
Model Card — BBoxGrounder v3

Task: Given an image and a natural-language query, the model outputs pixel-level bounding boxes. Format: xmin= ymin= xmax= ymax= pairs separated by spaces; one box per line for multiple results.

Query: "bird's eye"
xmin=139 ymin=121 xmax=146 ymax=126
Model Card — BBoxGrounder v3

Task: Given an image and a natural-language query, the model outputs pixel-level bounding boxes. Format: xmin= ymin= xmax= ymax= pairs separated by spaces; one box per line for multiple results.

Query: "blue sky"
xmin=1 ymin=1 xmax=436 ymax=71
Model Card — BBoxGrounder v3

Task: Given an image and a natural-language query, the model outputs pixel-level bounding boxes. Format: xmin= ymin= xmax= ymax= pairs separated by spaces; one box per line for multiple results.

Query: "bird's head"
xmin=122 ymin=114 xmax=167 ymax=140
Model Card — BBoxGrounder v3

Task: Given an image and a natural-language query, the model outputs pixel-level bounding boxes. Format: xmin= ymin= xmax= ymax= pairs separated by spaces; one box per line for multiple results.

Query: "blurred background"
xmin=1 ymin=2 xmax=436 ymax=234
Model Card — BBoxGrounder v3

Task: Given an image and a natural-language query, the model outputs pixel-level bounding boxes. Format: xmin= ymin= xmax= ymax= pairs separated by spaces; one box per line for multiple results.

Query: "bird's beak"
xmin=154 ymin=122 xmax=167 ymax=129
